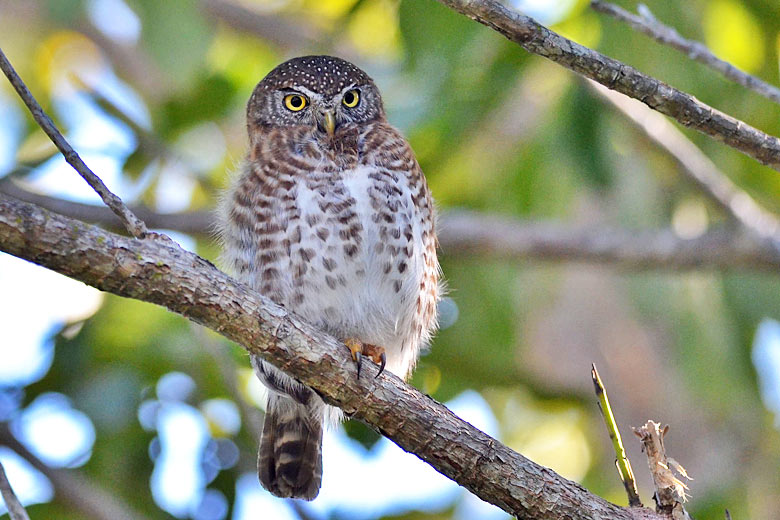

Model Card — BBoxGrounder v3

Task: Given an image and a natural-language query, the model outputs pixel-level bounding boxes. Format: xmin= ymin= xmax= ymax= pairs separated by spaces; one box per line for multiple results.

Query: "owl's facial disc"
xmin=246 ymin=56 xmax=385 ymax=141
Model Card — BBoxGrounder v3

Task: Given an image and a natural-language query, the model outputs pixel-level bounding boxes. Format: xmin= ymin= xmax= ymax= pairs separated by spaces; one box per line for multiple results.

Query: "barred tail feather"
xmin=258 ymin=397 xmax=323 ymax=500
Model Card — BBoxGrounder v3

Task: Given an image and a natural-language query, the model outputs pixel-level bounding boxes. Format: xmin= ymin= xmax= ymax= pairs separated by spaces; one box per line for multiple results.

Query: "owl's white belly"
xmin=274 ymin=165 xmax=425 ymax=378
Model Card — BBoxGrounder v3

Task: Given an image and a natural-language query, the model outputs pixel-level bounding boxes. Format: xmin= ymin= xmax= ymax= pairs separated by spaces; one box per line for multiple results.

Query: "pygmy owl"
xmin=219 ymin=56 xmax=440 ymax=500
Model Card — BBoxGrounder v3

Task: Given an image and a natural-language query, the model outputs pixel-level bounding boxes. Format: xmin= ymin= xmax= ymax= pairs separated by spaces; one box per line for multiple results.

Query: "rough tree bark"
xmin=0 ymin=194 xmax=662 ymax=520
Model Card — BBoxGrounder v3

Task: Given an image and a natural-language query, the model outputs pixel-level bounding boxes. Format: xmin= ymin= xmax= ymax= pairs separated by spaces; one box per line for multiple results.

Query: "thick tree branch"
xmin=5 ymin=178 xmax=780 ymax=270
xmin=433 ymin=0 xmax=780 ymax=172
xmin=591 ymin=1 xmax=780 ymax=105
xmin=0 ymin=194 xmax=660 ymax=520
xmin=0 ymin=47 xmax=149 ymax=238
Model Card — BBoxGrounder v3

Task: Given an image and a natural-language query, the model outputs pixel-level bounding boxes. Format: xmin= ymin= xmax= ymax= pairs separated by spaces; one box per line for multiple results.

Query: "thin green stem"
xmin=591 ymin=364 xmax=641 ymax=507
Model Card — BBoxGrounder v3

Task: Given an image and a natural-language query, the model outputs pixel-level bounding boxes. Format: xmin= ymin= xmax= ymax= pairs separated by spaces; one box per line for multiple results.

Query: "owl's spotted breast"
xmin=229 ymin=121 xmax=436 ymax=377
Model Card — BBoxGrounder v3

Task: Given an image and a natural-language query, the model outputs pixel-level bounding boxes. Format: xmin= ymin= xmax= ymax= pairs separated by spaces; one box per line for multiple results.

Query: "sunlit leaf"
xmin=207 ymin=29 xmax=278 ymax=92
xmin=303 ymin=0 xmax=359 ymax=24
xmin=34 ymin=31 xmax=104 ymax=93
xmin=347 ymin=0 xmax=401 ymax=58
xmin=553 ymin=11 xmax=602 ymax=48
xmin=703 ymin=0 xmax=764 ymax=73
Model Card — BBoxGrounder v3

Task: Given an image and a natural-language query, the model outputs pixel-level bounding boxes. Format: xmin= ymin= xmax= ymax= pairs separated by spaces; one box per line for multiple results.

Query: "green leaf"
xmin=132 ymin=0 xmax=213 ymax=91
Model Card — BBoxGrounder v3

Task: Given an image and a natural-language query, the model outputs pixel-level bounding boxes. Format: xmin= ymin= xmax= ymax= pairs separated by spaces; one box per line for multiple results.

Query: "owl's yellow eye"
xmin=283 ymin=94 xmax=308 ymax=111
xmin=342 ymin=89 xmax=360 ymax=108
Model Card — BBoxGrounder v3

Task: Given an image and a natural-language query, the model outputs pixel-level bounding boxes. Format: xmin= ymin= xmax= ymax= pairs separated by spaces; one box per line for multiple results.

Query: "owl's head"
xmin=247 ymin=56 xmax=385 ymax=138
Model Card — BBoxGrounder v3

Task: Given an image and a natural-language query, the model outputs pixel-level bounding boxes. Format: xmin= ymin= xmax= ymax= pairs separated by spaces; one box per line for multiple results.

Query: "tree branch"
xmin=4 ymin=178 xmax=780 ymax=270
xmin=0 ymin=47 xmax=149 ymax=238
xmin=633 ymin=421 xmax=692 ymax=519
xmin=590 ymin=1 xmax=780 ymax=105
xmin=199 ymin=0 xmax=321 ymax=49
xmin=0 ymin=424 xmax=150 ymax=520
xmin=432 ymin=0 xmax=780 ymax=172
xmin=0 ymin=193 xmax=661 ymax=520
xmin=588 ymin=80 xmax=780 ymax=241
xmin=0 ymin=457 xmax=30 ymax=520
xmin=0 ymin=178 xmax=211 ymax=235
xmin=439 ymin=211 xmax=780 ymax=270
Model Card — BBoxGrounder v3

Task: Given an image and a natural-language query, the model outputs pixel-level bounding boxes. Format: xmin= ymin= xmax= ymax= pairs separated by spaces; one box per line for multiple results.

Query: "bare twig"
xmin=589 ymin=80 xmax=780 ymax=241
xmin=0 ymin=177 xmax=211 ymax=234
xmin=0 ymin=425 xmax=150 ymax=520
xmin=0 ymin=194 xmax=665 ymax=520
xmin=0 ymin=47 xmax=149 ymax=238
xmin=591 ymin=1 xmax=780 ymax=105
xmin=0 ymin=458 xmax=30 ymax=520
xmin=633 ymin=421 xmax=692 ymax=519
xmin=433 ymin=0 xmax=780 ymax=172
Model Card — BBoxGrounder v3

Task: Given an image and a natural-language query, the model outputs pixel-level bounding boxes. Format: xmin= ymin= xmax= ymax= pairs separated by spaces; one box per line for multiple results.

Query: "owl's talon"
xmin=345 ymin=338 xmax=364 ymax=379
xmin=361 ymin=343 xmax=386 ymax=379
xmin=344 ymin=338 xmax=386 ymax=380
xmin=376 ymin=352 xmax=386 ymax=379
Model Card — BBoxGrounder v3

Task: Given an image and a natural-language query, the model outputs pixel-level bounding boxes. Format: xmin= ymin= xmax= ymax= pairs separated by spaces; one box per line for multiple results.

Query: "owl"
xmin=219 ymin=56 xmax=439 ymax=500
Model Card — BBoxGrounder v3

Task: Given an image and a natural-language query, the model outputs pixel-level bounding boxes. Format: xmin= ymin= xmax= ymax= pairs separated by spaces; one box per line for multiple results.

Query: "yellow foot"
xmin=344 ymin=338 xmax=386 ymax=379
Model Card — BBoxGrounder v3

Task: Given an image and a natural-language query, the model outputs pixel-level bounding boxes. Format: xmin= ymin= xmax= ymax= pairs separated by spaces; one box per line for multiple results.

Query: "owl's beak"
xmin=317 ymin=110 xmax=336 ymax=137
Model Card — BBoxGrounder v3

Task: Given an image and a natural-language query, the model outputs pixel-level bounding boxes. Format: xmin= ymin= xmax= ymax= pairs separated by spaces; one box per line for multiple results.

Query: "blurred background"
xmin=2 ymin=0 xmax=780 ymax=518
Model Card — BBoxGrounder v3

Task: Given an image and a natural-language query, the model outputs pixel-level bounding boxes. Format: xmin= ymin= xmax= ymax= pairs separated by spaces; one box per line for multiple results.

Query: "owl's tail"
xmin=258 ymin=396 xmax=323 ymax=500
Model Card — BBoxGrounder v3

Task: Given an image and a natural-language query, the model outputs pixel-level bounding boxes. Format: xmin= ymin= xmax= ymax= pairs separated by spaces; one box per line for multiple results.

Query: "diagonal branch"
xmin=0 ymin=47 xmax=149 ymax=238
xmin=591 ymin=1 xmax=780 ymax=105
xmin=588 ymin=80 xmax=780 ymax=241
xmin=0 ymin=458 xmax=30 ymax=520
xmin=591 ymin=365 xmax=640 ymax=508
xmin=0 ymin=193 xmax=660 ymax=520
xmin=433 ymin=0 xmax=780 ymax=172
xmin=0 ymin=424 xmax=149 ymax=520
